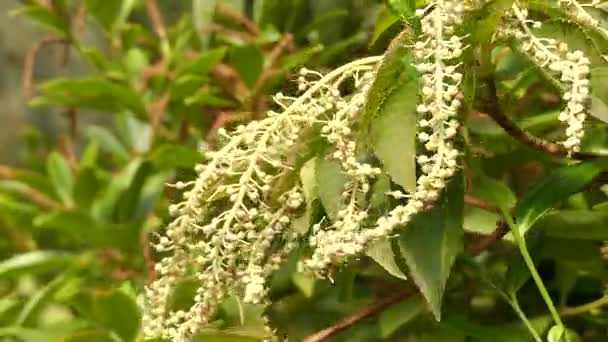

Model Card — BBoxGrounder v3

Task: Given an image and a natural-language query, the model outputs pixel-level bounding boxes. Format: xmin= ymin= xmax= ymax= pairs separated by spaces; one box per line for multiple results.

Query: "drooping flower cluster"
xmin=143 ymin=56 xmax=383 ymax=341
xmin=306 ymin=70 xmax=382 ymax=274
xmin=304 ymin=0 xmax=466 ymax=274
xmin=500 ymin=4 xmax=591 ymax=152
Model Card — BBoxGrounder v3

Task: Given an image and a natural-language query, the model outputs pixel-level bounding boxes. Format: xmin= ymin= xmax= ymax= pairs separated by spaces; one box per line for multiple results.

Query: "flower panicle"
xmin=143 ymin=56 xmax=383 ymax=341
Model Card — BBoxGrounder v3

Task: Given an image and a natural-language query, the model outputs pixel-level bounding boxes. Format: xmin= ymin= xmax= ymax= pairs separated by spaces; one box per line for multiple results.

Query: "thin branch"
xmin=144 ymin=0 xmax=167 ymax=40
xmin=216 ymin=2 xmax=260 ymax=36
xmin=302 ymin=287 xmax=417 ymax=342
xmin=560 ymin=296 xmax=608 ymax=317
xmin=0 ymin=166 xmax=62 ymax=210
xmin=466 ymin=219 xmax=510 ymax=257
xmin=142 ymin=232 xmax=156 ymax=285
xmin=484 ymin=78 xmax=605 ymax=161
xmin=464 ymin=195 xmax=501 ymax=214
xmin=22 ymin=37 xmax=66 ymax=98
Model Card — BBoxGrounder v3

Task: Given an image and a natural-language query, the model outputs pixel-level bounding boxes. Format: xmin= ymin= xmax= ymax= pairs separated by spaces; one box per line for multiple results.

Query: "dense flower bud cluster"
xmin=143 ymin=56 xmax=383 ymax=341
xmin=304 ymin=0 xmax=466 ymax=275
xmin=305 ymin=70 xmax=381 ymax=274
xmin=559 ymin=0 xmax=607 ymax=34
xmin=503 ymin=4 xmax=591 ymax=152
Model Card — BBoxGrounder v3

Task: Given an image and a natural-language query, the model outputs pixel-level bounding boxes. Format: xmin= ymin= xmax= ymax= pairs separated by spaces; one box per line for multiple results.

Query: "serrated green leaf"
xmin=46 ymin=152 xmax=74 ymax=206
xmin=366 ymin=239 xmax=407 ymax=280
xmin=315 ymin=157 xmax=346 ymax=221
xmin=378 ymin=295 xmax=425 ymax=338
xmin=513 ymin=159 xmax=608 ymax=236
xmin=371 ymin=79 xmax=418 ymax=193
xmin=92 ymin=288 xmax=140 ymax=342
xmin=398 ymin=174 xmax=464 ymax=320
xmin=358 ymin=29 xmax=414 ymax=148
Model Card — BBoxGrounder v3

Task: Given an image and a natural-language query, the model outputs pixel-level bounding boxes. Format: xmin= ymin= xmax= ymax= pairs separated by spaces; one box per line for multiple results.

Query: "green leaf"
xmin=291 ymin=273 xmax=315 ymax=298
xmin=73 ymin=167 xmax=103 ymax=210
xmin=513 ymin=160 xmax=608 ymax=235
xmin=366 ymin=239 xmax=407 ymax=280
xmin=398 ymin=174 xmax=464 ymax=320
xmin=149 ymin=144 xmax=201 ymax=169
xmin=31 ymin=78 xmax=146 ymax=118
xmin=84 ymin=0 xmax=122 ymax=32
xmin=470 ymin=174 xmax=516 ymax=211
xmin=590 ymin=95 xmax=608 ymax=124
xmin=315 ymin=156 xmax=346 ymax=221
xmin=378 ymin=295 xmax=425 ymax=338
xmin=371 ymin=79 xmax=418 ymax=193
xmin=358 ymin=29 xmax=414 ymax=150
xmin=229 ymin=45 xmax=264 ymax=88
xmin=92 ymin=288 xmax=141 ymax=342
xmin=46 ymin=152 xmax=74 ymax=206
xmin=386 ymin=0 xmax=416 ymax=19
xmin=85 ymin=126 xmax=130 ymax=164
xmin=536 ymin=210 xmax=608 ymax=240
xmin=11 ymin=6 xmax=69 ymax=37
xmin=113 ymin=161 xmax=155 ymax=223
xmin=591 ymin=67 xmax=608 ymax=124
xmin=371 ymin=9 xmax=400 ymax=46
xmin=178 ymin=47 xmax=227 ymax=78
xmin=464 ymin=0 xmax=515 ymax=45
xmin=547 ymin=325 xmax=582 ymax=342
xmin=0 ymin=251 xmax=74 ymax=279
xmin=15 ymin=271 xmax=72 ymax=326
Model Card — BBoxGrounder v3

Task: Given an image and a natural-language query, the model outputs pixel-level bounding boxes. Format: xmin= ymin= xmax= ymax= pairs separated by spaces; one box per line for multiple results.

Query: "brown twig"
xmin=142 ymin=232 xmax=156 ymax=285
xmin=205 ymin=111 xmax=251 ymax=146
xmin=484 ymin=78 xmax=605 ymax=161
xmin=303 ymin=287 xmax=417 ymax=342
xmin=144 ymin=0 xmax=167 ymax=40
xmin=464 ymin=195 xmax=501 ymax=214
xmin=0 ymin=165 xmax=62 ymax=210
xmin=248 ymin=34 xmax=295 ymax=119
xmin=216 ymin=3 xmax=260 ymax=36
xmin=466 ymin=219 xmax=510 ymax=257
xmin=22 ymin=37 xmax=66 ymax=98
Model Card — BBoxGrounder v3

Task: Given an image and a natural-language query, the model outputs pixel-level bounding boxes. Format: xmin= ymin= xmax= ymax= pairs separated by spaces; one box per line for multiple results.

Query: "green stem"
xmin=508 ymin=296 xmax=544 ymax=342
xmin=561 ymin=296 xmax=608 ymax=317
xmin=501 ymin=209 xmax=570 ymax=342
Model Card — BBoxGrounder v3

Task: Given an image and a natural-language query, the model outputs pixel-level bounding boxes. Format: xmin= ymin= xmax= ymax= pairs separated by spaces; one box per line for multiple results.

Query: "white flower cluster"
xmin=303 ymin=0 xmax=466 ymax=275
xmin=559 ymin=0 xmax=608 ymax=34
xmin=143 ymin=56 xmax=383 ymax=341
xmin=306 ymin=70 xmax=381 ymax=274
xmin=504 ymin=4 xmax=591 ymax=152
